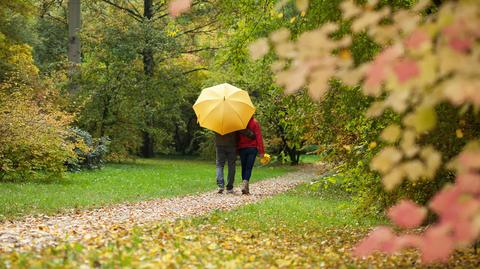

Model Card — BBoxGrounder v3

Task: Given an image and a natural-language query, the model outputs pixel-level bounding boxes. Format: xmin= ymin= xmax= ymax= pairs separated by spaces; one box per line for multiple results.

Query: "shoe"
xmin=241 ymin=180 xmax=249 ymax=195
xmin=226 ymin=189 xmax=234 ymax=194
xmin=218 ymin=188 xmax=224 ymax=194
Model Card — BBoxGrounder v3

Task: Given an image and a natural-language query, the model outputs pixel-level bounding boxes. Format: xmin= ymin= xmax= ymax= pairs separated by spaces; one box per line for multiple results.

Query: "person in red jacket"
xmin=237 ymin=117 xmax=265 ymax=195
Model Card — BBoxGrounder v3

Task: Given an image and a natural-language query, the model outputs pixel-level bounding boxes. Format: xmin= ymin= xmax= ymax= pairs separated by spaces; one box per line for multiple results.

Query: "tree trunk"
xmin=142 ymin=0 xmax=154 ymax=75
xmin=286 ymin=146 xmax=300 ymax=166
xmin=68 ymin=0 xmax=81 ymax=93
xmin=140 ymin=0 xmax=155 ymax=158
xmin=141 ymin=130 xmax=155 ymax=157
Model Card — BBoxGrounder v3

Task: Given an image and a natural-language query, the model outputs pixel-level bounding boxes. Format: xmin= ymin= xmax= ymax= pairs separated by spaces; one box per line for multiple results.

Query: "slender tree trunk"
xmin=140 ymin=0 xmax=155 ymax=157
xmin=142 ymin=0 xmax=154 ymax=76
xmin=68 ymin=0 xmax=81 ymax=93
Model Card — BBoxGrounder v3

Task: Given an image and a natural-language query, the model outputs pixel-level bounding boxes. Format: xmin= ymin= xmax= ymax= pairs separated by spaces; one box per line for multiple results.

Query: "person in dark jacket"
xmin=214 ymin=132 xmax=237 ymax=194
xmin=237 ymin=117 xmax=265 ymax=195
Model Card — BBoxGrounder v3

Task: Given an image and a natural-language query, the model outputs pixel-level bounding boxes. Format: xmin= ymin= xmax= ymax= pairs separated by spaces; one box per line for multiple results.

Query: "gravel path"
xmin=0 ymin=167 xmax=318 ymax=252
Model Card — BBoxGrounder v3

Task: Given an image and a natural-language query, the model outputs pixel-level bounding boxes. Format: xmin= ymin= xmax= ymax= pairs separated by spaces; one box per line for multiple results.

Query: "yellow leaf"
xmin=295 ymin=0 xmax=309 ymax=12
xmin=340 ymin=0 xmax=361 ymax=19
xmin=339 ymin=49 xmax=351 ymax=60
xmin=381 ymin=124 xmax=401 ymax=143
xmin=401 ymin=160 xmax=425 ymax=181
xmin=382 ymin=168 xmax=405 ymax=191
xmin=208 ymin=243 xmax=218 ymax=250
xmin=414 ymin=106 xmax=437 ymax=133
xmin=420 ymin=146 xmax=442 ymax=178
xmin=456 ymin=129 xmax=464 ymax=138
xmin=274 ymin=42 xmax=296 ymax=58
xmin=270 ymin=28 xmax=291 ymax=44
xmin=371 ymin=146 xmax=402 ymax=174
xmin=308 ymin=69 xmax=333 ymax=100
xmin=248 ymin=38 xmax=269 ymax=60
xmin=400 ymin=129 xmax=419 ymax=158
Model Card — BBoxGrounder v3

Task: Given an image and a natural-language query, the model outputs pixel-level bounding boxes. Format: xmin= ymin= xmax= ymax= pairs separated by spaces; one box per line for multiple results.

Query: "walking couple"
xmin=214 ymin=116 xmax=264 ymax=195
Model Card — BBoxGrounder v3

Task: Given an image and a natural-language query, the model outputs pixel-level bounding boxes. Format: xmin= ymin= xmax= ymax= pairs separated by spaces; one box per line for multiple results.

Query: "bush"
xmin=0 ymin=84 xmax=76 ymax=181
xmin=197 ymin=131 xmax=216 ymax=160
xmin=66 ymin=127 xmax=110 ymax=171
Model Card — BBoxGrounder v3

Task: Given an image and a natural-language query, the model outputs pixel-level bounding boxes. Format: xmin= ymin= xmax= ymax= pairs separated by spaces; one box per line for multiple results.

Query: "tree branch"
xmin=126 ymin=0 xmax=142 ymax=17
xmin=180 ymin=47 xmax=220 ymax=54
xmin=176 ymin=19 xmax=218 ymax=36
xmin=101 ymin=0 xmax=143 ymax=22
xmin=182 ymin=67 xmax=208 ymax=75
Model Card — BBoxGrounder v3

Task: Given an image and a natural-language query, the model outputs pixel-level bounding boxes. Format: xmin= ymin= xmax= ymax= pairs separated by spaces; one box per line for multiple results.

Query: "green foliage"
xmin=66 ymin=127 xmax=110 ymax=172
xmin=65 ymin=0 xmax=216 ymax=158
xmin=258 ymin=89 xmax=320 ymax=165
xmin=197 ymin=131 xmax=216 ymax=160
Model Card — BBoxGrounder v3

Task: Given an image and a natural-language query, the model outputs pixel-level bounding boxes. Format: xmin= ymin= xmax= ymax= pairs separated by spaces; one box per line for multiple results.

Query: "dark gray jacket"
xmin=215 ymin=132 xmax=237 ymax=147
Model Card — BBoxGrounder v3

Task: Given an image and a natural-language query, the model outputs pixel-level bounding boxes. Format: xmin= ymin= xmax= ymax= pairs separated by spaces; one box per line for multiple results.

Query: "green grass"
xmin=0 ymin=158 xmax=295 ymax=220
xmin=199 ymin=183 xmax=386 ymax=231
xmin=299 ymin=154 xmax=321 ymax=164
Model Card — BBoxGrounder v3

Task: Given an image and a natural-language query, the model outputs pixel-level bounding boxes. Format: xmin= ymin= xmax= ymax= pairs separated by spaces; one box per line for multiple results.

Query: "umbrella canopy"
xmin=193 ymin=83 xmax=255 ymax=135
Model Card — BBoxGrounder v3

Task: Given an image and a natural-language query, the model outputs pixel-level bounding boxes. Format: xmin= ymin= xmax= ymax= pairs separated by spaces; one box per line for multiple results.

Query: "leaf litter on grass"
xmin=2 ymin=218 xmax=479 ymax=269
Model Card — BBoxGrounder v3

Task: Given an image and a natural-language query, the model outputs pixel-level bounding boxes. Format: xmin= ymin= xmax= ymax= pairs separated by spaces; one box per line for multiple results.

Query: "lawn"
xmin=0 ymin=158 xmax=295 ymax=220
xmin=201 ymin=183 xmax=386 ymax=231
xmin=2 ymin=183 xmax=480 ymax=268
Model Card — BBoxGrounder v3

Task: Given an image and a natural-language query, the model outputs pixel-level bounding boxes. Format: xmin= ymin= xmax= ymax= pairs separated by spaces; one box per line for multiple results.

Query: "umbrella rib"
xmin=226 ymin=100 xmax=255 ymax=126
xmin=199 ymin=101 xmax=222 ymax=127
xmin=224 ymin=100 xmax=252 ymax=129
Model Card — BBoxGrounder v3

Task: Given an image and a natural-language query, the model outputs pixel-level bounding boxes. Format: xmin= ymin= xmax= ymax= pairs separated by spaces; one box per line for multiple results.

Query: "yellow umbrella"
xmin=193 ymin=83 xmax=255 ymax=135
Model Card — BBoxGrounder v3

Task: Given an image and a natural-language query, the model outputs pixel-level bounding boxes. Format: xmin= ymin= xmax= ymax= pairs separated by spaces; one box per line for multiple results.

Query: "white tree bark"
xmin=68 ymin=0 xmax=81 ymax=63
xmin=68 ymin=0 xmax=81 ymax=92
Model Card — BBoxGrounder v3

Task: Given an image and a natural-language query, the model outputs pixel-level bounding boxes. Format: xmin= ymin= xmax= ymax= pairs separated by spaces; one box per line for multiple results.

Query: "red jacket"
xmin=237 ymin=118 xmax=265 ymax=155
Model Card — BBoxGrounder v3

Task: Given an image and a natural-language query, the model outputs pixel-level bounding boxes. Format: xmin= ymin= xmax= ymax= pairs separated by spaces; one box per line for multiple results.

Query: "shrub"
xmin=198 ymin=132 xmax=216 ymax=160
xmin=66 ymin=127 xmax=110 ymax=171
xmin=0 ymin=83 xmax=76 ymax=181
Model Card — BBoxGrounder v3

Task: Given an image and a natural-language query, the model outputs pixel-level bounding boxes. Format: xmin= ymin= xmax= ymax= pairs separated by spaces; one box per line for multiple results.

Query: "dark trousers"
xmin=239 ymin=147 xmax=258 ymax=181
xmin=216 ymin=146 xmax=236 ymax=190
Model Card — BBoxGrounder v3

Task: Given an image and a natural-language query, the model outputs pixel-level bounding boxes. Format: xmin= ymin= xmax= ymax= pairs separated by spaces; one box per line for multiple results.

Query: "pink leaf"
xmin=353 ymin=226 xmax=397 ymax=257
xmin=169 ymin=0 xmax=192 ymax=17
xmin=457 ymin=173 xmax=480 ymax=194
xmin=443 ymin=23 xmax=473 ymax=53
xmin=404 ymin=29 xmax=429 ymax=49
xmin=364 ymin=63 xmax=385 ymax=90
xmin=457 ymin=151 xmax=480 ymax=172
xmin=364 ymin=45 xmax=403 ymax=93
xmin=429 ymin=185 xmax=461 ymax=216
xmin=397 ymin=234 xmax=422 ymax=249
xmin=452 ymin=219 xmax=478 ymax=244
xmin=393 ymin=58 xmax=419 ymax=83
xmin=388 ymin=200 xmax=427 ymax=229
xmin=420 ymin=225 xmax=454 ymax=263
xmin=448 ymin=37 xmax=473 ymax=53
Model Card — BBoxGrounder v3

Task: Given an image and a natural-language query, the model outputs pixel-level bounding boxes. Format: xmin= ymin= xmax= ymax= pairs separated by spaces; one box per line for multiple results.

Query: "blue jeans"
xmin=239 ymin=147 xmax=258 ymax=181
xmin=216 ymin=146 xmax=236 ymax=190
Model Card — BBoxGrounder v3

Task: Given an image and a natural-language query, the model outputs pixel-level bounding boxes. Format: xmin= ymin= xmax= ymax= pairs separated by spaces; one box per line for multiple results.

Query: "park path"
xmin=0 ymin=166 xmax=319 ymax=252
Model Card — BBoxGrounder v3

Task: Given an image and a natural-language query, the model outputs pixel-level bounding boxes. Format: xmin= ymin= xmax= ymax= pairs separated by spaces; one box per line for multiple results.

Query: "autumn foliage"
xmin=0 ymin=4 xmax=78 ymax=181
xmin=247 ymin=0 xmax=480 ymax=264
